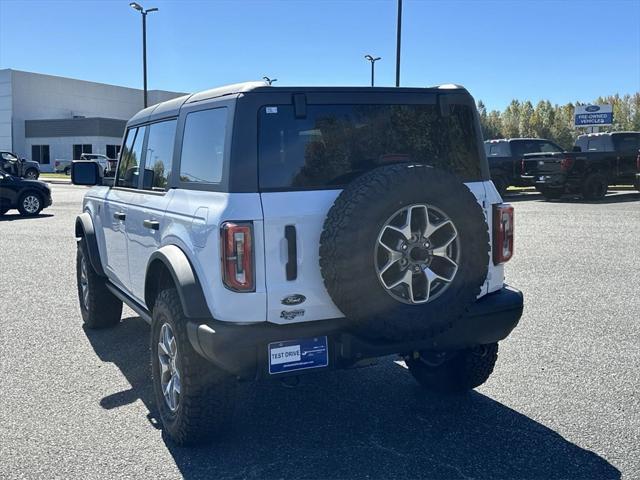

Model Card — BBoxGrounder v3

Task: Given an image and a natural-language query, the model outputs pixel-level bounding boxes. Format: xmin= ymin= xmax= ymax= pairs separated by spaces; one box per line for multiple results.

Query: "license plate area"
xmin=268 ymin=336 xmax=329 ymax=375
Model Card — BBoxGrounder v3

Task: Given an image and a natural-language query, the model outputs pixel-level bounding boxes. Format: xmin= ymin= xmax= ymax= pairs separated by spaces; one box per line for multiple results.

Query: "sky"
xmin=0 ymin=0 xmax=639 ymax=111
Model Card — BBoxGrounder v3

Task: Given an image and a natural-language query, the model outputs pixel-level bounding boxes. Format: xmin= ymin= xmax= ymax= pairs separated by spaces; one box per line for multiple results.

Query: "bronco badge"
xmin=280 ymin=309 xmax=305 ymax=320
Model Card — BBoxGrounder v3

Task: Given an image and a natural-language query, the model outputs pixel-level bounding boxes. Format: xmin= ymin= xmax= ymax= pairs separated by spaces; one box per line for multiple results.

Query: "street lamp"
xmin=129 ymin=2 xmax=158 ymax=108
xmin=395 ymin=0 xmax=402 ymax=87
xmin=262 ymin=76 xmax=277 ymax=85
xmin=364 ymin=55 xmax=381 ymax=87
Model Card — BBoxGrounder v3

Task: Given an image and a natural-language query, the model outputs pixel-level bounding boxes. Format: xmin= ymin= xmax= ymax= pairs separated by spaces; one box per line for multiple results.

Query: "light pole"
xmin=262 ymin=76 xmax=278 ymax=85
xmin=130 ymin=2 xmax=158 ymax=108
xmin=395 ymin=0 xmax=402 ymax=87
xmin=364 ymin=55 xmax=381 ymax=87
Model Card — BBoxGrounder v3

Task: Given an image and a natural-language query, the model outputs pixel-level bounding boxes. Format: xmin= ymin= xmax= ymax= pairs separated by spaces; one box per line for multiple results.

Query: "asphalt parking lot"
xmin=1 ymin=183 xmax=639 ymax=479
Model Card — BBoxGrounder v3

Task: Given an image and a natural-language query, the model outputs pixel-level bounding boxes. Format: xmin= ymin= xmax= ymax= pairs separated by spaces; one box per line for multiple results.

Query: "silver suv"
xmin=72 ymin=81 xmax=524 ymax=446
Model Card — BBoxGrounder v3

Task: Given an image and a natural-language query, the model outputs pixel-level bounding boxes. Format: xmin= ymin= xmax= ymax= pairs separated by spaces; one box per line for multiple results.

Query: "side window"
xmin=142 ymin=119 xmax=177 ymax=191
xmin=179 ymin=108 xmax=227 ymax=184
xmin=116 ymin=126 xmax=146 ymax=188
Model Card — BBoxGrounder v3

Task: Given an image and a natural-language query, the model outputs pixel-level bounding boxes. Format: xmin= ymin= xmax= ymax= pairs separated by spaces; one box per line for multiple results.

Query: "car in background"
xmin=0 ymin=151 xmax=41 ymax=180
xmin=56 ymin=154 xmax=117 ymax=176
xmin=484 ymin=138 xmax=564 ymax=196
xmin=522 ymin=131 xmax=640 ymax=200
xmin=0 ymin=169 xmax=52 ymax=216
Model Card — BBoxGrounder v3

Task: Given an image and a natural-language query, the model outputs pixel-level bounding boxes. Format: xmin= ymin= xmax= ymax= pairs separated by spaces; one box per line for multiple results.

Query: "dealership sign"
xmin=574 ymin=104 xmax=613 ymax=127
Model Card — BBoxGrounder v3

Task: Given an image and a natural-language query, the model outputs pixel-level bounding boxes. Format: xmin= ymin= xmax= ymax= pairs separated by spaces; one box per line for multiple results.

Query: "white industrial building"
xmin=0 ymin=69 xmax=185 ymax=172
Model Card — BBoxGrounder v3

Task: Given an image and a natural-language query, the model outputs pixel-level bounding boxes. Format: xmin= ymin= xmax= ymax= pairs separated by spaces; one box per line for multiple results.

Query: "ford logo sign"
xmin=281 ymin=294 xmax=306 ymax=306
xmin=585 ymin=105 xmax=600 ymax=112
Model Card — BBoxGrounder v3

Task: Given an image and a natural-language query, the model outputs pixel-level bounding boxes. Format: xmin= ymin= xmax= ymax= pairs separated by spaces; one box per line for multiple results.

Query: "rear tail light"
xmin=221 ymin=222 xmax=254 ymax=292
xmin=493 ymin=204 xmax=514 ymax=265
xmin=560 ymin=156 xmax=574 ymax=171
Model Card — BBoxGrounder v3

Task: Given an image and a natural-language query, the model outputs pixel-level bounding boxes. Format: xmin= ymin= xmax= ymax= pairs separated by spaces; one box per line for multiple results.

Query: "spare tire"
xmin=319 ymin=164 xmax=490 ymax=341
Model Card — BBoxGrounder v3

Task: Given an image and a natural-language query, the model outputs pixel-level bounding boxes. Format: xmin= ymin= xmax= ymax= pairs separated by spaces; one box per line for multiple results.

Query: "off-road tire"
xmin=64 ymin=167 xmax=71 ymax=175
xmin=17 ymin=191 xmax=43 ymax=216
xmin=406 ymin=343 xmax=499 ymax=393
xmin=151 ymin=288 xmax=235 ymax=446
xmin=320 ymin=164 xmax=490 ymax=341
xmin=76 ymin=239 xmax=122 ymax=328
xmin=581 ymin=173 xmax=608 ymax=201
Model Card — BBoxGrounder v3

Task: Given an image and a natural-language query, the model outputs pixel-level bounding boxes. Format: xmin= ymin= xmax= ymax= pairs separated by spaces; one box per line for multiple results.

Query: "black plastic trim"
xmin=285 ymin=225 xmax=297 ymax=280
xmin=145 ymin=245 xmax=211 ymax=318
xmin=105 ymin=282 xmax=152 ymax=324
xmin=187 ymin=285 xmax=523 ymax=379
xmin=75 ymin=213 xmax=106 ymax=277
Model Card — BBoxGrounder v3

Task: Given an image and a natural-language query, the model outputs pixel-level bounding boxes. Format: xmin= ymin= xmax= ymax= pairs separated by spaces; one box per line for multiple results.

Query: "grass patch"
xmin=40 ymin=173 xmax=70 ymax=180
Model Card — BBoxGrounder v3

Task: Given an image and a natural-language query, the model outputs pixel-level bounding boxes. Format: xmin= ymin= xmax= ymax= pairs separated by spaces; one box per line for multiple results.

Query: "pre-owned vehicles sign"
xmin=574 ymin=104 xmax=613 ymax=127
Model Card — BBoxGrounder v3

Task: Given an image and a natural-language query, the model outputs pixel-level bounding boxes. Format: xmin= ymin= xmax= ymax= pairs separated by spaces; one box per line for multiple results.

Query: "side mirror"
xmin=71 ymin=160 xmax=102 ymax=186
xmin=572 ymin=146 xmax=582 ymax=152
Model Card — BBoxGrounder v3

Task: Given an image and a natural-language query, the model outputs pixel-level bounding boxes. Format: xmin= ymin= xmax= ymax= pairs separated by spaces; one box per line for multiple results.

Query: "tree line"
xmin=477 ymin=93 xmax=640 ymax=149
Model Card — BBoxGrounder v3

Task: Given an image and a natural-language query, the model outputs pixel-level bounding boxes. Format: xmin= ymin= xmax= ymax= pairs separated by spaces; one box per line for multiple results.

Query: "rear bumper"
xmin=187 ymin=285 xmax=524 ymax=379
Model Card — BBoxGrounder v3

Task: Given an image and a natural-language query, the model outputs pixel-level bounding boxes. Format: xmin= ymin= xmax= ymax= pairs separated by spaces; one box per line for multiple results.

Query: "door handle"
xmin=113 ymin=212 xmax=126 ymax=221
xmin=143 ymin=219 xmax=160 ymax=230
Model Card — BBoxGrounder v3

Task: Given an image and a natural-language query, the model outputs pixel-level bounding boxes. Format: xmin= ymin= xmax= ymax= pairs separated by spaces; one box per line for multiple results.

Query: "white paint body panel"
xmin=86 ymin=178 xmax=506 ymax=325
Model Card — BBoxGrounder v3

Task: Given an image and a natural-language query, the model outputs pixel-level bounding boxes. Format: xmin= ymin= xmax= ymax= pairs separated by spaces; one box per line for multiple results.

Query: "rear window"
xmin=612 ymin=133 xmax=640 ymax=152
xmin=258 ymin=103 xmax=482 ymax=190
xmin=485 ymin=142 xmax=509 ymax=157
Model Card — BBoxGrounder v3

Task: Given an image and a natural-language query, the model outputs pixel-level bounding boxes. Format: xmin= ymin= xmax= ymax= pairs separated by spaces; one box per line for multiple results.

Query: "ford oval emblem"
xmin=585 ymin=105 xmax=600 ymax=112
xmin=281 ymin=294 xmax=306 ymax=306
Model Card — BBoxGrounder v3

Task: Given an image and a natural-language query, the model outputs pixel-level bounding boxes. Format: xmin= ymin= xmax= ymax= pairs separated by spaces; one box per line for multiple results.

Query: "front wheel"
xmin=151 ymin=288 xmax=235 ymax=446
xmin=76 ymin=239 xmax=122 ymax=328
xmin=17 ymin=192 xmax=43 ymax=216
xmin=406 ymin=343 xmax=499 ymax=393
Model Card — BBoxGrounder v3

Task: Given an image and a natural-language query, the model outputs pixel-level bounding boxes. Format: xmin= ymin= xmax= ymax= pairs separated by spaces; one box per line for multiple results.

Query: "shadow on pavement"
xmin=506 ymin=190 xmax=639 ymax=204
xmin=85 ymin=316 xmax=620 ymax=480
xmin=0 ymin=213 xmax=54 ymax=221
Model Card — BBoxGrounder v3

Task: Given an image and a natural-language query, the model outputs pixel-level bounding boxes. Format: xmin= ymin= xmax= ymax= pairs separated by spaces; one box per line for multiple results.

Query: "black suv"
xmin=0 ymin=169 xmax=52 ymax=216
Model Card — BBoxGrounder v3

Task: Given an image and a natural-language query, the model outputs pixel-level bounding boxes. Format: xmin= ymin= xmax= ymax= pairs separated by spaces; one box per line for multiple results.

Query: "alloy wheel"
xmin=79 ymin=256 xmax=89 ymax=310
xmin=22 ymin=195 xmax=40 ymax=214
xmin=158 ymin=323 xmax=181 ymax=412
xmin=375 ymin=204 xmax=460 ymax=304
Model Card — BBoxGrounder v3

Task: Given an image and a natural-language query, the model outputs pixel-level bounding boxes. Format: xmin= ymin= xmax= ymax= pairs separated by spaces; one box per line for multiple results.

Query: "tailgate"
xmin=521 ymin=152 xmax=564 ymax=177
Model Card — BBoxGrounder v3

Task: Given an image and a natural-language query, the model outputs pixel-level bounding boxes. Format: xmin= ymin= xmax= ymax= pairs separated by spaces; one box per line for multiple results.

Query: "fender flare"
xmin=145 ymin=245 xmax=211 ymax=319
xmin=75 ymin=213 xmax=105 ymax=277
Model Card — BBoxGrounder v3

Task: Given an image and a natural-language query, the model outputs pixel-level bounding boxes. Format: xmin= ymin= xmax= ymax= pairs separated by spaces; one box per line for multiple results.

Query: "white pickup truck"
xmin=56 ymin=154 xmax=116 ymax=176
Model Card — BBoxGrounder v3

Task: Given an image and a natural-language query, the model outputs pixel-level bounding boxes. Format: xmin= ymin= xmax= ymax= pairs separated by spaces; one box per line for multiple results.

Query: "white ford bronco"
xmin=72 ymin=82 xmax=523 ymax=445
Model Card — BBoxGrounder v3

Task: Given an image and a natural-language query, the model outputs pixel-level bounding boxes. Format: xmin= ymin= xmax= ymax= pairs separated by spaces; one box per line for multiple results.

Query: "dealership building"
xmin=0 ymin=69 xmax=185 ymax=172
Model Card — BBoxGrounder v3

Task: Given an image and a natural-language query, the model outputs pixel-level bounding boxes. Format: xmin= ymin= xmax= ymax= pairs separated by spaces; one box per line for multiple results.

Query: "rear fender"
xmin=145 ymin=245 xmax=211 ymax=319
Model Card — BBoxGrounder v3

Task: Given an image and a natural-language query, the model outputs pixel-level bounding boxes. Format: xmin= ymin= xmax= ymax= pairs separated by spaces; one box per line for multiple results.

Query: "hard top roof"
xmin=128 ymin=81 xmax=469 ymax=126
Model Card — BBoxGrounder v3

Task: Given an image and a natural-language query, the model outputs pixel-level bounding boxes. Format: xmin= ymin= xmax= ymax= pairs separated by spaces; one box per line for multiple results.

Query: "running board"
xmin=105 ymin=282 xmax=152 ymax=324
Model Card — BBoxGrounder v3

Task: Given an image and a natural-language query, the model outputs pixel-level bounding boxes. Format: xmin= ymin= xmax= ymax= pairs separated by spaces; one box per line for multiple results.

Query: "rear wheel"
xmin=581 ymin=173 xmax=608 ymax=201
xmin=151 ymin=288 xmax=235 ymax=446
xmin=406 ymin=343 xmax=499 ymax=393
xmin=76 ymin=239 xmax=122 ymax=328
xmin=17 ymin=192 xmax=43 ymax=216
xmin=24 ymin=168 xmax=39 ymax=180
